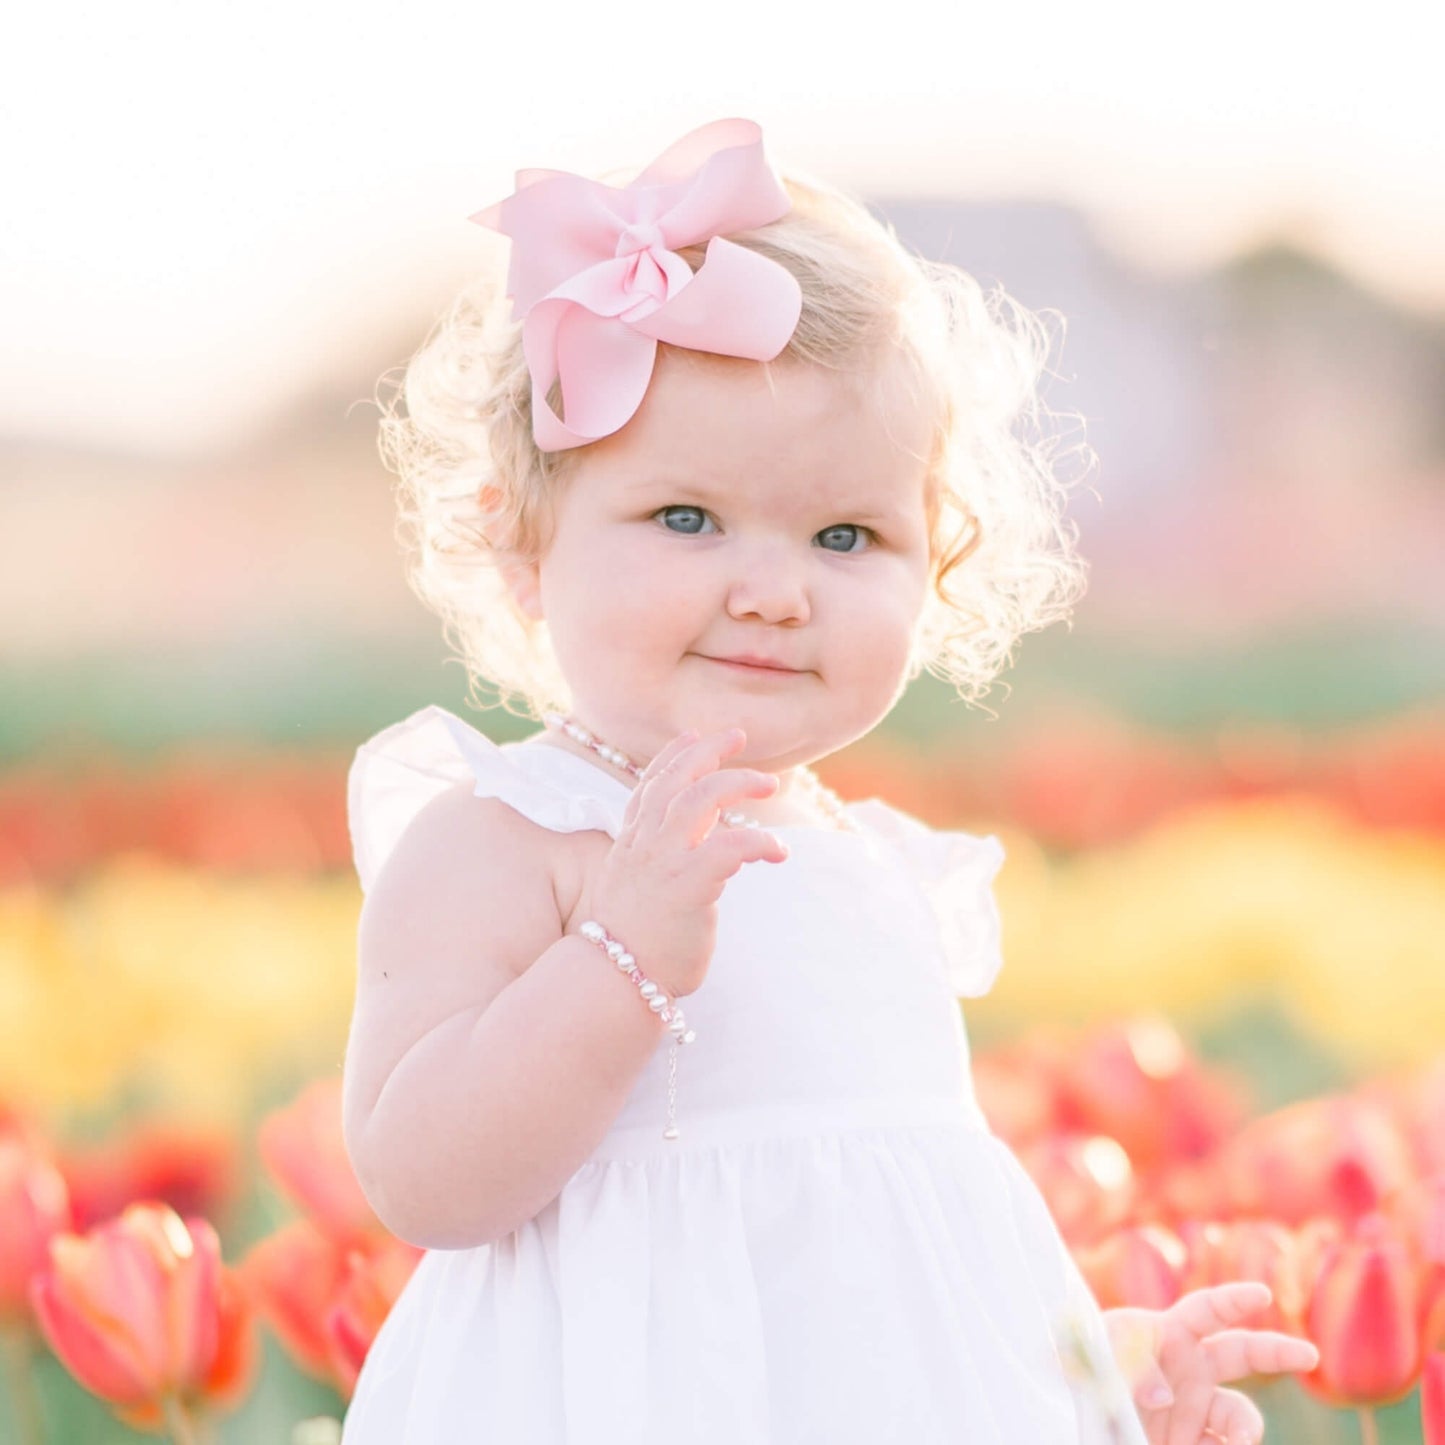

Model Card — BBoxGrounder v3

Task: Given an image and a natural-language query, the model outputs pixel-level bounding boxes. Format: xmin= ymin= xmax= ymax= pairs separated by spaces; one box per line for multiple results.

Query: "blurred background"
xmin=2 ymin=3 xmax=1442 ymax=1442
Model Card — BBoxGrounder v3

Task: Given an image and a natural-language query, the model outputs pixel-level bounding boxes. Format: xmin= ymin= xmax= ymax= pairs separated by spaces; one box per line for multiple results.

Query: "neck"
xmin=538 ymin=711 xmax=852 ymax=831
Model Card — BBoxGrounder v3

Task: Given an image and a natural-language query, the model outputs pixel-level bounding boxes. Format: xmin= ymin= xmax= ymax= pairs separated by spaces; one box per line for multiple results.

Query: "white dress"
xmin=341 ymin=706 xmax=1147 ymax=1444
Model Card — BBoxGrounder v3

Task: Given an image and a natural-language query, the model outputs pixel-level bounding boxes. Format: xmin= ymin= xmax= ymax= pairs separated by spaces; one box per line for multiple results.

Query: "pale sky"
xmin=2 ymin=0 xmax=1441 ymax=455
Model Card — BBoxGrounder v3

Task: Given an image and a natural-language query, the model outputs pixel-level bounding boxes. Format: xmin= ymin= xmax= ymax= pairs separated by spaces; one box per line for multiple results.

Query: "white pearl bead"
xmin=638 ymin=981 xmax=658 ymax=999
xmin=606 ymin=940 xmax=624 ymax=960
xmin=647 ymin=995 xmax=668 ymax=1013
xmin=681 ymin=1029 xmax=696 ymax=1044
xmin=617 ymin=952 xmax=634 ymax=969
xmin=580 ymin=921 xmax=603 ymax=942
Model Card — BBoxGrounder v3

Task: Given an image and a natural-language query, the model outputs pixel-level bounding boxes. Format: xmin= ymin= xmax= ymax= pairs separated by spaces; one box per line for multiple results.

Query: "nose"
xmin=724 ymin=545 xmax=811 ymax=626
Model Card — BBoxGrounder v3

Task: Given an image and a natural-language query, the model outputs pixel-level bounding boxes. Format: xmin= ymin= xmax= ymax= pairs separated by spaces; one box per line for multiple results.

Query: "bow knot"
xmin=615 ymin=220 xmax=665 ymax=257
xmin=470 ymin=118 xmax=803 ymax=452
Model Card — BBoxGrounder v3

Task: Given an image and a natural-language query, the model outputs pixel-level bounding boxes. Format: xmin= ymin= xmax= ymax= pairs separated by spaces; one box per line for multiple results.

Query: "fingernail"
xmin=1144 ymin=1385 xmax=1173 ymax=1409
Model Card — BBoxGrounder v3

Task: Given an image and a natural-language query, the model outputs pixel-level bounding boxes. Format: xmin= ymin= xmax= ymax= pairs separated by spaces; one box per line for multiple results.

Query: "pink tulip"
xmin=1177 ymin=1218 xmax=1307 ymax=1334
xmin=1425 ymin=1348 xmax=1445 ymax=1445
xmin=29 ymin=1200 xmax=255 ymax=1432
xmin=259 ymin=1078 xmax=381 ymax=1244
xmin=327 ymin=1235 xmax=424 ymax=1397
xmin=1073 ymin=1223 xmax=1187 ymax=1310
xmin=1302 ymin=1212 xmax=1422 ymax=1409
xmin=0 ymin=1130 xmax=73 ymax=1325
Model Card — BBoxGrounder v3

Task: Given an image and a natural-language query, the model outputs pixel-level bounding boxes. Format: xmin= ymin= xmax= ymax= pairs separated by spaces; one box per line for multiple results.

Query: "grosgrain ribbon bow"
xmin=470 ymin=118 xmax=803 ymax=452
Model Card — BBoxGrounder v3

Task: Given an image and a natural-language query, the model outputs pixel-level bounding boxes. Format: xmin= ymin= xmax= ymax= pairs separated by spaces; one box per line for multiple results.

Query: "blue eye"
xmin=656 ymin=505 xmax=715 ymax=535
xmin=816 ymin=524 xmax=873 ymax=554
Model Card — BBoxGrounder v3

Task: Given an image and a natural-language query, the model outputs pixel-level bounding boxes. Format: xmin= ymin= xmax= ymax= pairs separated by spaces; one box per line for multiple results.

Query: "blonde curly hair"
xmin=378 ymin=165 xmax=1092 ymax=723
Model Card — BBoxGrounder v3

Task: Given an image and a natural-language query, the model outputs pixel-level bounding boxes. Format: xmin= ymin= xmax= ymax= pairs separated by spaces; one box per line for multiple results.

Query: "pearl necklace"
xmin=541 ymin=712 xmax=857 ymax=832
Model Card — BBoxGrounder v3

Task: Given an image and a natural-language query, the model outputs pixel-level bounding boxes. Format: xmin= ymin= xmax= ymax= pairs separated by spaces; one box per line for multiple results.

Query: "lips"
xmin=706 ymin=655 xmax=802 ymax=674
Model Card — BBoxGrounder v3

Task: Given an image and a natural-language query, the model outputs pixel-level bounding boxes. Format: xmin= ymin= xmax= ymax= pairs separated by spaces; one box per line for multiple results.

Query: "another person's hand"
xmin=1103 ymin=1282 xmax=1320 ymax=1444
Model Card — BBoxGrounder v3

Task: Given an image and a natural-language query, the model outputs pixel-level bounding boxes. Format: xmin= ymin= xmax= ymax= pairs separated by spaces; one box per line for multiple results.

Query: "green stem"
xmin=162 ymin=1395 xmax=199 ymax=1445
xmin=0 ymin=1326 xmax=47 ymax=1445
xmin=1357 ymin=1405 xmax=1379 ymax=1445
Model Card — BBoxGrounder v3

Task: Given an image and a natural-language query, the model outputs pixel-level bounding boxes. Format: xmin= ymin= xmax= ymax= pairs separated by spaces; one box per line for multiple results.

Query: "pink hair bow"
xmin=470 ymin=118 xmax=803 ymax=452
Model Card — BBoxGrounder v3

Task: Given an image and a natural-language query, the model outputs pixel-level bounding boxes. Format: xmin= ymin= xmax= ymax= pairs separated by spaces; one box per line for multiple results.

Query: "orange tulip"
xmin=1073 ymin=1223 xmax=1187 ymax=1311
xmin=1302 ymin=1211 xmax=1423 ymax=1409
xmin=28 ymin=1200 xmax=256 ymax=1432
xmin=238 ymin=1218 xmax=351 ymax=1386
xmin=259 ymin=1078 xmax=381 ymax=1245
xmin=0 ymin=1131 xmax=72 ymax=1324
xmin=328 ymin=1235 xmax=424 ymax=1397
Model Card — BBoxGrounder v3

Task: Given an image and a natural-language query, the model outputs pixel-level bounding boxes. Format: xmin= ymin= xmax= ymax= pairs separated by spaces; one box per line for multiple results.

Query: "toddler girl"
xmin=339 ymin=118 xmax=1317 ymax=1443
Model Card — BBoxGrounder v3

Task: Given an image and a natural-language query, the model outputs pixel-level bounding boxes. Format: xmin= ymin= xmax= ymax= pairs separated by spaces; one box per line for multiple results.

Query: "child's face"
xmin=508 ymin=348 xmax=936 ymax=773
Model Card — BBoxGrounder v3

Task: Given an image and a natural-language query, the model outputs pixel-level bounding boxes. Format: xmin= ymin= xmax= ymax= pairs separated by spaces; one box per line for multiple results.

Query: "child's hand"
xmin=1103 ymin=1282 xmax=1320 ymax=1445
xmin=571 ymin=726 xmax=788 ymax=998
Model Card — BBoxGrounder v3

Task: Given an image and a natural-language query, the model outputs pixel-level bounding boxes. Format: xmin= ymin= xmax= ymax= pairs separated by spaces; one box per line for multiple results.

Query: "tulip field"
xmin=1 ymin=708 xmax=1443 ymax=1443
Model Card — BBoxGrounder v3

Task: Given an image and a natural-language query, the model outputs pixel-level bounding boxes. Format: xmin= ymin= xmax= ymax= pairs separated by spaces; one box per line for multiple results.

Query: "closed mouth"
xmin=703 ymin=655 xmax=803 ymax=674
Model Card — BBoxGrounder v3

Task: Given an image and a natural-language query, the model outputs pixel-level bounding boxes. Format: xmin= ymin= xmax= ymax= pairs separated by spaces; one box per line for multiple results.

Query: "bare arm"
xmin=341 ymin=728 xmax=786 ymax=1252
xmin=341 ymin=784 xmax=667 ymax=1250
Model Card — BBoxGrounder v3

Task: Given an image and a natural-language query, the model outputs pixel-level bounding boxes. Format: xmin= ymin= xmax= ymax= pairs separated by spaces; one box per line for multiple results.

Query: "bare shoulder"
xmin=343 ymin=781 xmax=574 ymax=1131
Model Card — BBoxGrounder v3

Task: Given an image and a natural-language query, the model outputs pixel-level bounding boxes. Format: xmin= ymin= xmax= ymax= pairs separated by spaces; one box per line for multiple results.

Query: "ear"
xmin=499 ymin=556 xmax=544 ymax=623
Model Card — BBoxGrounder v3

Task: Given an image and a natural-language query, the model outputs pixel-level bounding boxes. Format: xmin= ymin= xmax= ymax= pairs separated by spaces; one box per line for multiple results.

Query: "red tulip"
xmin=259 ymin=1078 xmax=381 ymax=1245
xmin=1221 ymin=1095 xmax=1415 ymax=1226
xmin=1017 ymin=1132 xmax=1137 ymax=1248
xmin=1054 ymin=1016 xmax=1251 ymax=1171
xmin=57 ymin=1119 xmax=240 ymax=1233
xmin=0 ymin=1131 xmax=73 ymax=1324
xmin=1073 ymin=1223 xmax=1187 ymax=1310
xmin=1302 ymin=1212 xmax=1423 ymax=1409
xmin=28 ymin=1200 xmax=256 ymax=1431
xmin=971 ymin=1028 xmax=1074 ymax=1149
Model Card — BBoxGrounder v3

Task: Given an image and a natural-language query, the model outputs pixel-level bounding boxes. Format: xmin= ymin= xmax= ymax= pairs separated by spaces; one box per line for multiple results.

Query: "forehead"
xmin=572 ymin=348 xmax=936 ymax=513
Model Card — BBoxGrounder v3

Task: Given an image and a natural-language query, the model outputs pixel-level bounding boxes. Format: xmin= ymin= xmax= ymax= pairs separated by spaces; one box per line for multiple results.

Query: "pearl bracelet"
xmin=577 ymin=920 xmax=695 ymax=1141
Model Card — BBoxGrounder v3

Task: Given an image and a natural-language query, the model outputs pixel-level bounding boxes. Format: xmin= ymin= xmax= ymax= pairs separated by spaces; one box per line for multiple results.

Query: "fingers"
xmin=708 ymin=810 xmax=790 ymax=867
xmin=621 ymin=727 xmax=699 ymax=830
xmin=633 ymin=728 xmax=782 ymax=848
xmin=1203 ymin=1328 xmax=1321 ymax=1383
xmin=1201 ymin=1385 xmax=1266 ymax=1445
xmin=1166 ymin=1282 xmax=1273 ymax=1340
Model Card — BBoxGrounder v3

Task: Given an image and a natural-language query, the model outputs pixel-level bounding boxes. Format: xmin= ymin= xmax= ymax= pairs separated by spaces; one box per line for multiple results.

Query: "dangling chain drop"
xmin=542 ymin=709 xmax=856 ymax=1143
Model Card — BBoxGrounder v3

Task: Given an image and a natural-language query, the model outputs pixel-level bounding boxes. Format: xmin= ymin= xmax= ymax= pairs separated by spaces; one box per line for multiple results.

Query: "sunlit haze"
xmin=3 ymin=0 xmax=1442 ymax=453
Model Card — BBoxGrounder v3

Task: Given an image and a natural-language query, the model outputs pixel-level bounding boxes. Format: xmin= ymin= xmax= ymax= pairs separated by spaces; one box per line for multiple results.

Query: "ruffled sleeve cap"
xmin=847 ymin=798 xmax=1007 ymax=999
xmin=346 ymin=706 xmax=625 ymax=894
